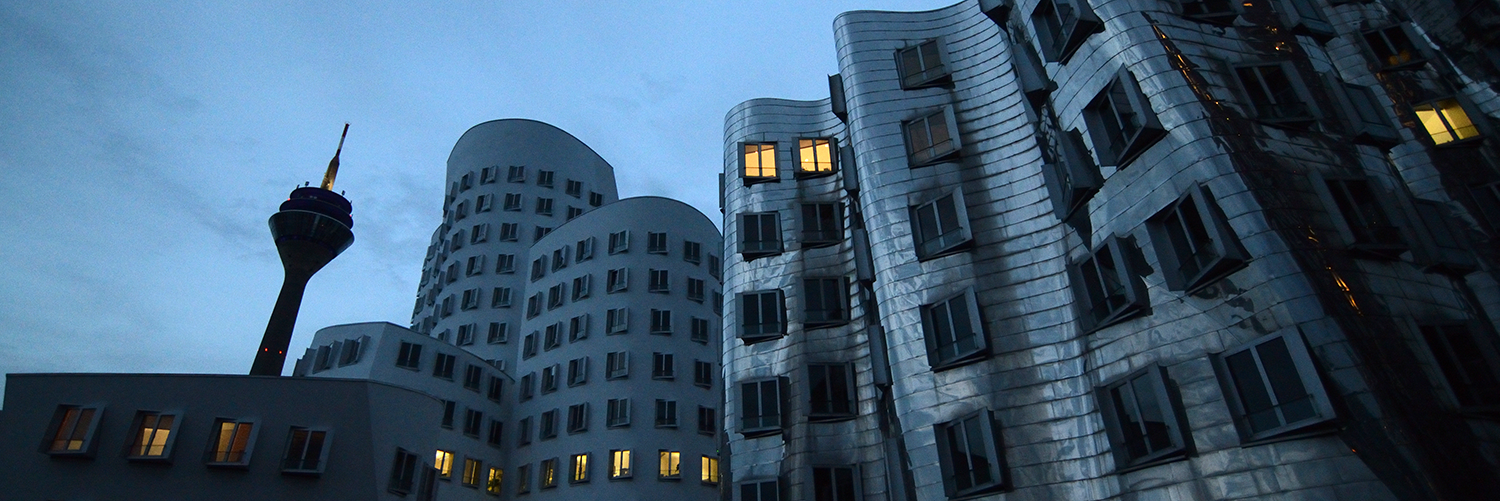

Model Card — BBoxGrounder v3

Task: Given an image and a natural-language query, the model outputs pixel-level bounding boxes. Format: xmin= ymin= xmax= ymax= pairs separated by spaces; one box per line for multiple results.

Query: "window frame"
xmin=910 ymin=189 xmax=974 ymax=260
xmin=800 ymin=202 xmax=844 ymax=248
xmin=1082 ymin=67 xmax=1166 ymax=169
xmin=739 ymin=377 xmax=788 ymax=438
xmin=1095 ymin=364 xmax=1191 ymax=472
xmin=648 ymin=269 xmax=670 ymax=293
xmin=803 ymin=277 xmax=851 ymax=329
xmin=388 ymin=448 xmax=420 ymax=495
xmin=648 ymin=231 xmax=669 ymax=254
xmin=1210 ymin=327 xmax=1337 ymax=444
xmin=1361 ymin=23 xmax=1431 ymax=72
xmin=205 ymin=418 xmax=259 ymax=468
xmin=607 ymin=351 xmax=630 ymax=380
xmin=124 ymin=410 xmax=180 ymax=461
xmin=739 ymin=212 xmax=784 ymax=259
xmin=655 ymin=399 xmax=679 ymax=428
xmin=1039 ymin=129 xmax=1102 ymax=221
xmin=610 ymin=449 xmax=633 ymax=480
xmin=1030 ymin=0 xmax=1103 ymax=63
xmin=606 ymin=307 xmax=630 ymax=335
xmin=608 ymin=398 xmax=632 ymax=428
xmin=741 ymin=142 xmax=779 ymax=185
xmin=653 ymin=352 xmax=676 ymax=380
xmin=1230 ymin=61 xmax=1321 ymax=126
xmin=568 ymin=356 xmax=589 ymax=387
xmin=568 ymin=403 xmax=590 ymax=434
xmin=1145 ymin=184 xmax=1250 ymax=293
xmin=795 ymin=138 xmax=838 ymax=178
xmin=809 ymin=465 xmax=861 ymax=501
xmin=1411 ymin=97 xmax=1484 ymax=147
xmin=1420 ymin=322 xmax=1500 ymax=413
xmin=932 ymin=409 xmax=1008 ymax=498
xmin=1309 ymin=172 xmax=1410 ymax=260
xmin=738 ymin=290 xmax=786 ymax=344
xmin=651 ymin=309 xmax=674 ymax=335
xmin=902 ymin=106 xmax=962 ymax=167
xmin=895 ymin=38 xmax=952 ymax=90
xmin=571 ymin=452 xmax=591 ymax=484
xmin=658 ymin=450 xmax=681 ymax=480
xmin=1068 ymin=235 xmax=1151 ymax=333
xmin=807 ymin=363 xmax=857 ymax=422
xmin=921 ymin=288 xmax=989 ymax=371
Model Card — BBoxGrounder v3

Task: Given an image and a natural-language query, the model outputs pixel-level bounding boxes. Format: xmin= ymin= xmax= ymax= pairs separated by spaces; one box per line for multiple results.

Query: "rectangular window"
xmin=651 ymin=309 xmax=673 ymax=335
xmin=471 ymin=223 xmax=489 ymax=244
xmin=910 ymin=190 xmax=973 ymax=259
xmin=441 ymin=401 xmax=456 ymax=428
xmin=1069 ymin=236 xmax=1150 ymax=332
xmin=489 ymin=420 xmax=504 ymax=447
xmin=495 ymin=254 xmax=516 ymax=274
xmin=576 ymin=237 xmax=595 ymax=262
xmin=534 ymin=226 xmax=552 ymax=241
xmin=698 ymin=406 xmax=717 ymax=436
xmin=687 ymin=278 xmax=706 ymax=303
xmin=1211 ymin=328 xmax=1336 ymax=442
xmin=396 ymin=342 xmax=422 ymax=370
xmin=433 ymin=353 xmax=456 ymax=380
xmin=464 ymin=364 xmax=483 ymax=390
xmin=1234 ymin=62 xmax=1317 ymax=124
xmin=457 ymin=323 xmax=477 ymax=345
xmin=480 ymin=166 xmax=498 ymax=184
xmin=526 ymin=293 xmax=543 ymax=318
xmin=708 ymin=255 xmax=721 ymax=280
xmin=648 ymin=232 xmax=669 ymax=254
xmin=694 ymin=360 xmax=713 ymax=388
xmin=922 ymin=289 xmax=989 ymax=370
xmin=655 ymin=400 xmax=678 ymax=428
xmin=566 ymin=179 xmax=582 ymax=197
xmin=801 ymin=203 xmax=843 ymax=248
xmin=507 ymin=165 xmax=525 ymax=183
xmin=812 ymin=466 xmax=859 ymax=501
xmin=530 ymin=257 xmax=547 ymax=282
xmin=519 ymin=373 xmax=536 ymax=401
xmin=208 ymin=419 xmax=257 ymax=466
xmin=808 ymin=363 xmax=856 ymax=421
xmin=1031 ymin=0 xmax=1102 ymax=62
xmin=649 ymin=269 xmax=670 ymax=293
xmin=488 ymin=375 xmax=504 ymax=402
xmin=462 ymin=458 xmax=482 ymax=487
xmin=740 ymin=378 xmax=785 ymax=437
xmin=659 ymin=450 xmax=681 ymax=480
xmin=797 ymin=138 xmax=837 ymax=177
xmin=1413 ymin=98 xmax=1481 ymax=146
xmin=542 ymin=365 xmax=559 ymax=393
xmin=607 ymin=267 xmax=629 ymax=293
xmin=570 ymin=314 xmax=590 ymax=342
xmin=607 ymin=307 xmax=630 ymax=334
xmin=1313 ymin=175 xmax=1408 ymax=259
xmin=488 ymin=322 xmax=509 ymax=344
xmin=741 ymin=479 xmax=781 ymax=501
xmin=278 ymin=427 xmax=329 ymax=474
xmin=739 ymin=290 xmax=785 ymax=343
xmin=568 ymin=356 xmax=589 ymax=386
xmin=488 ymin=467 xmax=504 ymax=494
xmin=1097 ymin=364 xmax=1190 ymax=471
xmin=461 ymin=289 xmax=481 ymax=311
xmin=491 ymin=287 xmax=512 ymax=309
xmin=683 ymin=241 xmax=702 ymax=264
xmin=571 ymin=453 xmax=590 ymax=483
xmin=804 ymin=277 xmax=849 ymax=328
xmin=504 ymin=193 xmax=523 ymax=211
xmin=537 ymin=170 xmax=555 ymax=188
xmin=702 ymin=456 xmax=720 ymax=485
xmin=691 ymin=317 xmax=711 ymax=344
xmin=465 ymin=409 xmax=484 ymax=437
xmin=466 ymin=255 xmax=486 ymax=276
xmin=742 ymin=142 xmax=778 ymax=184
xmin=1420 ymin=323 xmax=1500 ymax=409
xmin=610 ymin=450 xmax=633 ymax=479
xmin=389 ymin=449 xmax=419 ymax=494
xmin=934 ymin=410 xmax=1007 ymax=497
xmin=552 ymin=247 xmax=569 ymax=271
xmin=548 ymin=284 xmax=566 ymax=310
xmin=1180 ymin=0 xmax=1241 ymax=25
xmin=653 ymin=352 xmax=676 ymax=380
xmin=523 ymin=332 xmax=538 ymax=359
xmin=739 ymin=212 xmax=783 ymax=259
xmin=608 ymin=398 xmax=632 ymax=427
xmin=1082 ymin=68 xmax=1165 ymax=168
xmin=590 ymin=192 xmax=604 ymax=207
xmin=568 ymin=403 xmax=589 ymax=433
xmin=499 ymin=223 xmax=518 ymax=241
xmin=607 ymin=351 xmax=630 ymax=379
xmin=541 ymin=409 xmax=559 ymax=439
xmin=903 ymin=107 xmax=960 ymax=166
xmin=896 ymin=39 xmax=950 ymax=89
xmin=609 ymin=230 xmax=630 ymax=254
xmin=540 ymin=458 xmax=558 ymax=488
xmin=1147 ymin=184 xmax=1249 ymax=292
xmin=126 ymin=411 xmax=176 ymax=459
xmin=1362 ymin=24 xmax=1428 ymax=71
xmin=544 ymin=324 xmax=563 ymax=348
xmin=516 ymin=463 xmax=531 ymax=493
xmin=339 ymin=336 xmax=365 ymax=366
xmin=536 ymin=197 xmax=554 ymax=216
xmin=518 ymin=417 xmax=532 ymax=445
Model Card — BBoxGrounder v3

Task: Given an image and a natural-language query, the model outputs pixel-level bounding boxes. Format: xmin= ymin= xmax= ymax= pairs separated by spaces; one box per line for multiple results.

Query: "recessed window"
xmin=462 ymin=458 xmax=483 ymax=488
xmin=651 ymin=309 xmax=673 ymax=335
xmin=464 ymin=409 xmax=484 ymax=437
xmin=517 ymin=417 xmax=532 ymax=445
xmin=742 ymin=143 xmax=778 ymax=184
xmin=1312 ymin=175 xmax=1408 ymax=259
xmin=503 ymin=193 xmax=522 ymax=211
xmin=495 ymin=254 xmax=516 ymax=274
xmin=739 ymin=290 xmax=786 ymax=344
xmin=388 ymin=449 xmax=419 ymax=494
xmin=432 ymin=353 xmax=456 ymax=380
xmin=811 ymin=466 xmax=859 ymax=501
xmin=695 ymin=360 xmax=714 ymax=388
xmin=1211 ymin=328 xmax=1336 ymax=442
xmin=516 ymin=463 xmax=532 ymax=493
xmin=577 ymin=237 xmax=596 ymax=262
xmin=740 ymin=212 xmax=783 ymax=259
xmin=568 ymin=403 xmax=589 ymax=434
xmin=653 ymin=352 xmax=676 ymax=380
xmin=607 ymin=351 xmax=630 ymax=380
xmin=207 ymin=419 xmax=257 ymax=466
xmin=687 ymin=278 xmax=706 ymax=303
xmin=566 ymin=206 xmax=582 ymax=221
xmin=691 ymin=317 xmax=711 ymax=344
xmin=566 ymin=179 xmax=582 ymax=197
xmin=1146 ymin=184 xmax=1249 ymax=293
xmin=1420 ymin=323 xmax=1500 ymax=410
xmin=709 ymin=255 xmax=721 ymax=280
xmin=1233 ymin=62 xmax=1318 ymax=125
xmin=519 ymin=373 xmax=535 ymax=401
xmin=658 ymin=450 xmax=681 ymax=480
xmin=609 ymin=230 xmax=630 ymax=254
xmin=921 ymin=289 xmax=988 ymax=371
xmin=526 ymin=293 xmax=542 ymax=318
xmin=540 ymin=457 xmax=559 ymax=488
xmin=396 ymin=342 xmax=422 ymax=370
xmin=569 ymin=314 xmax=590 ymax=342
xmin=702 ymin=456 xmax=721 ymax=485
xmin=1083 ymin=68 xmax=1165 ymax=168
xmin=126 ymin=411 xmax=177 ymax=460
xmin=542 ymin=364 xmax=559 ymax=393
xmin=808 ymin=363 xmax=856 ymax=422
xmin=523 ymin=332 xmax=538 ymax=359
xmin=740 ymin=378 xmax=786 ymax=437
xmin=476 ymin=193 xmax=493 ymax=212
xmin=568 ymin=357 xmax=589 ymax=386
xmin=1096 ymin=364 xmax=1190 ymax=471
xmin=488 ymin=467 xmax=504 ymax=494
xmin=536 ymin=197 xmax=554 ymax=216
xmin=466 ymin=255 xmax=486 ymax=277
xmin=683 ymin=241 xmax=702 ymax=264
xmin=910 ymin=189 xmax=973 ymax=260
xmin=1413 ymin=98 xmax=1481 ymax=146
xmin=896 ymin=38 xmax=950 ymax=89
xmin=464 ymin=364 xmax=483 ymax=391
xmin=571 ymin=453 xmax=591 ymax=483
xmin=590 ymin=192 xmax=604 ymax=207
xmin=540 ymin=409 xmax=559 ymax=439
xmin=1031 ymin=0 xmax=1102 ymax=62
xmin=649 ymin=269 xmax=670 ymax=293
xmin=507 ymin=165 xmax=525 ymax=183
xmin=552 ymin=247 xmax=569 ymax=271
xmin=490 ymin=288 xmax=512 ymax=310
xmin=488 ymin=375 xmax=504 ymax=402
xmin=934 ymin=410 xmax=1007 ymax=498
xmin=607 ymin=307 xmax=630 ymax=335
xmin=648 ymin=232 xmax=669 ymax=254
xmin=534 ymin=226 xmax=552 ymax=241
xmin=804 ymin=277 xmax=849 ymax=329
xmin=461 ymin=289 xmax=481 ymax=312
xmin=471 ymin=224 xmax=489 ymax=244
xmin=537 ymin=170 xmax=555 ymax=188
xmin=547 ymin=284 xmax=566 ymax=310
xmin=655 ymin=400 xmax=679 ymax=428
xmin=607 ymin=267 xmax=629 ymax=293
xmin=1325 ymin=78 xmax=1401 ymax=147
xmin=608 ymin=398 xmax=632 ymax=428
xmin=441 ymin=401 xmax=456 ymax=428
xmin=801 ymin=203 xmax=843 ymax=248
xmin=530 ymin=257 xmax=547 ymax=282
xmin=489 ymin=419 xmax=504 ymax=447
xmin=903 ymin=107 xmax=960 ymax=167
xmin=697 ymin=406 xmax=719 ymax=437
xmin=1070 ymin=235 xmax=1150 ymax=332
xmin=610 ymin=450 xmax=633 ymax=479
xmin=1362 ymin=24 xmax=1428 ymax=71
xmin=1179 ymin=0 xmax=1240 ymax=26
xmin=480 ymin=166 xmax=498 ymax=184
xmin=741 ymin=479 xmax=781 ymax=501
xmin=796 ymin=138 xmax=837 ymax=178
xmin=499 ymin=223 xmax=518 ymax=242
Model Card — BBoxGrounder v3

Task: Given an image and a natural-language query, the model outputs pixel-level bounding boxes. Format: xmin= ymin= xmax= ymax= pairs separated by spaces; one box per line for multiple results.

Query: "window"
xmin=648 ymin=232 xmax=668 ymax=254
xmin=207 ymin=419 xmax=257 ymax=466
xmin=1233 ymin=62 xmax=1318 ymax=124
xmin=608 ymin=398 xmax=632 ymax=427
xmin=526 ymin=293 xmax=542 ymax=318
xmin=1147 ymin=184 xmax=1249 ymax=292
xmin=507 ymin=165 xmax=525 ymax=183
xmin=655 ymin=400 xmax=678 ymax=428
xmin=534 ymin=226 xmax=551 ymax=241
xmin=653 ymin=352 xmax=676 ymax=380
xmin=1211 ymin=328 xmax=1336 ymax=442
xmin=530 ymin=257 xmax=547 ymax=282
xmin=740 ymin=378 xmax=786 ymax=437
xmin=1069 ymin=236 xmax=1150 ymax=332
xmin=658 ymin=450 xmax=681 ymax=480
xmin=702 ymin=456 xmax=720 ymax=485
xmin=518 ymin=417 xmax=532 ymax=445
xmin=490 ymin=288 xmax=513 ymax=310
xmin=1421 ymin=323 xmax=1500 ymax=409
xmin=609 ymin=230 xmax=630 ymax=254
xmin=464 ymin=364 xmax=483 ymax=390
xmin=1083 ymin=68 xmax=1165 ymax=168
xmin=543 ymin=323 xmax=562 ymax=349
xmin=516 ymin=463 xmax=531 ymax=494
xmin=801 ymin=203 xmax=843 ymax=248
xmin=542 ymin=365 xmax=559 ymax=393
xmin=488 ymin=467 xmax=504 ymax=495
xmin=520 ymin=373 xmax=536 ymax=400
xmin=489 ymin=420 xmax=504 ymax=446
xmin=576 ymin=237 xmax=595 ymax=262
xmin=461 ymin=289 xmax=481 ymax=311
xmin=920 ymin=289 xmax=990 ymax=371
xmin=590 ymin=192 xmax=604 ymax=207
xmin=463 ymin=458 xmax=483 ymax=487
xmin=537 ymin=170 xmax=555 ymax=187
xmin=465 ymin=409 xmax=484 ymax=437
xmin=687 ymin=278 xmax=706 ymax=303
xmin=466 ymin=255 xmax=486 ymax=276
xmin=1326 ymin=79 xmax=1400 ymax=146
xmin=695 ymin=360 xmax=713 ymax=388
xmin=742 ymin=142 xmax=778 ymax=184
xmin=739 ymin=290 xmax=785 ymax=344
xmin=610 ymin=450 xmax=633 ymax=479
xmin=455 ymin=202 xmax=469 ymax=221
xmin=1031 ymin=0 xmax=1102 ymax=63
xmin=523 ymin=332 xmax=538 ymax=359
xmin=540 ymin=458 xmax=559 ymax=488
xmin=740 ymin=212 xmax=783 ymax=259
xmin=541 ymin=409 xmax=559 ymax=439
xmin=552 ymin=247 xmax=569 ymax=271
xmin=536 ymin=197 xmax=554 ymax=216
xmin=1276 ymin=0 xmax=1332 ymax=37
xmin=1097 ymin=364 xmax=1190 ymax=471
xmin=441 ymin=295 xmax=455 ymax=317
xmin=812 ymin=466 xmax=859 ymax=501
xmin=934 ymin=410 xmax=1007 ymax=498
xmin=741 ymin=479 xmax=781 ymax=501
xmin=808 ymin=363 xmax=856 ymax=421
xmin=458 ymin=323 xmax=478 ymax=345
xmin=504 ymin=193 xmax=523 ymax=211
xmin=1312 ymin=175 xmax=1408 ymax=259
xmin=649 ymin=309 xmax=673 ymax=335
xmin=496 ymin=254 xmax=516 ymax=274
xmin=691 ymin=317 xmax=711 ymax=344
xmin=433 ymin=353 xmax=456 ymax=380
xmin=471 ymin=223 xmax=489 ymax=244
xmin=795 ymin=138 xmax=838 ymax=178
xmin=903 ymin=107 xmax=960 ymax=167
xmin=481 ymin=166 xmax=498 ymax=184
xmin=910 ymin=189 xmax=973 ymax=260
xmin=607 ymin=351 xmax=630 ymax=379
xmin=708 ymin=255 xmax=721 ymax=280
xmin=441 ymin=400 xmax=456 ymax=428
xmin=683 ymin=241 xmax=702 ymax=264
xmin=1413 ymin=98 xmax=1481 ymax=146
xmin=804 ymin=277 xmax=849 ymax=328
xmin=396 ymin=342 xmax=422 ymax=370
xmin=571 ymin=453 xmax=590 ymax=483
xmin=649 ymin=269 xmax=670 ymax=293
xmin=460 ymin=172 xmax=474 ymax=190
xmin=389 ymin=449 xmax=419 ymax=494
xmin=689 ymin=407 xmax=715 ymax=440
xmin=488 ymin=322 xmax=509 ymax=344
xmin=566 ymin=179 xmax=582 ymax=197
xmin=896 ymin=38 xmax=950 ymax=89
xmin=1362 ymin=24 xmax=1428 ymax=71
xmin=568 ymin=357 xmax=590 ymax=386
xmin=568 ymin=403 xmax=590 ymax=434
xmin=488 ymin=375 xmax=504 ymax=402
xmin=607 ymin=307 xmax=629 ymax=334
xmin=126 ymin=411 xmax=177 ymax=459
xmin=569 ymin=314 xmax=590 ymax=342
xmin=548 ymin=284 xmax=566 ymax=310
xmin=607 ymin=267 xmax=629 ymax=293
xmin=339 ymin=336 xmax=364 ymax=366
xmin=569 ymin=206 xmax=584 ymax=220
xmin=499 ymin=223 xmax=518 ymax=241
xmin=1179 ymin=0 xmax=1240 ymax=25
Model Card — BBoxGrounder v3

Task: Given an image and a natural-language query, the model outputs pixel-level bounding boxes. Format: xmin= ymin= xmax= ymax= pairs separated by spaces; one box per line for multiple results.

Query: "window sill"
xmin=794 ymin=170 xmax=837 ymax=180
xmin=808 ymin=414 xmax=858 ymax=424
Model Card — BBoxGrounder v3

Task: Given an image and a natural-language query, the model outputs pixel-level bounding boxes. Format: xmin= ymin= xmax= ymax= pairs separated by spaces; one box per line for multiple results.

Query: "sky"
xmin=0 ymin=0 xmax=958 ymax=403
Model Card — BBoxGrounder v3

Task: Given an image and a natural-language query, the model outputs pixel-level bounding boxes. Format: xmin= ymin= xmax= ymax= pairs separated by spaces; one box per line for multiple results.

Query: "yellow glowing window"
xmin=611 ymin=449 xmax=632 ymax=478
xmin=462 ymin=458 xmax=482 ymax=486
xmin=701 ymin=456 xmax=719 ymax=484
xmin=571 ymin=453 xmax=590 ymax=483
xmin=487 ymin=467 xmax=503 ymax=494
xmin=210 ymin=420 xmax=254 ymax=463
xmin=48 ymin=406 xmax=98 ymax=453
xmin=797 ymin=139 xmax=835 ymax=175
xmin=129 ymin=413 xmax=175 ymax=457
xmin=1414 ymin=99 xmax=1480 ymax=145
xmin=435 ymin=450 xmax=454 ymax=478
xmin=658 ymin=450 xmax=681 ymax=479
xmin=743 ymin=143 xmax=777 ymax=180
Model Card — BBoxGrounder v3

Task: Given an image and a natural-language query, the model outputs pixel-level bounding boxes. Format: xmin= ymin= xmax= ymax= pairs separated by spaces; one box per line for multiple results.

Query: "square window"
xmin=496 ymin=254 xmax=516 ymax=274
xmin=388 ymin=449 xmax=420 ymax=494
xmin=739 ymin=212 xmax=783 ymax=259
xmin=610 ymin=449 xmax=633 ymax=479
xmin=480 ymin=166 xmax=498 ymax=184
xmin=739 ymin=290 xmax=786 ymax=344
xmin=1211 ymin=328 xmax=1336 ymax=442
xmin=921 ymin=289 xmax=989 ymax=370
xmin=1030 ymin=0 xmax=1102 ymax=63
xmin=797 ymin=138 xmax=838 ymax=177
xmin=396 ymin=342 xmax=423 ymax=370
xmin=433 ymin=353 xmax=456 ymax=380
xmin=742 ymin=142 xmax=778 ymax=184
xmin=648 ymin=232 xmax=669 ymax=254
xmin=609 ymin=230 xmax=630 ymax=254
xmin=571 ymin=453 xmax=590 ymax=484
xmin=536 ymin=197 xmax=554 ymax=216
xmin=566 ymin=179 xmax=582 ymax=197
xmin=466 ymin=255 xmax=486 ymax=277
xmin=281 ymin=427 xmax=328 ymax=474
xmin=566 ymin=206 xmax=584 ymax=220
xmin=655 ymin=400 xmax=678 ymax=428
xmin=608 ymin=398 xmax=632 ymax=427
xmin=1233 ymin=62 xmax=1319 ymax=125
xmin=651 ymin=309 xmax=674 ymax=335
xmin=207 ymin=419 xmax=257 ymax=466
xmin=488 ymin=322 xmax=509 ymax=344
xmin=811 ymin=466 xmax=859 ymax=501
xmin=607 ymin=267 xmax=629 ymax=293
xmin=649 ymin=269 xmax=670 ymax=293
xmin=537 ymin=170 xmax=555 ymax=188
xmin=1096 ymin=364 xmax=1191 ymax=471
xmin=933 ymin=410 xmax=1007 ymax=497
xmin=1362 ymin=24 xmax=1429 ymax=71
xmin=1083 ymin=68 xmax=1166 ymax=168
xmin=1146 ymin=184 xmax=1249 ymax=293
xmin=125 ymin=411 xmax=177 ymax=460
xmin=801 ymin=203 xmax=843 ymax=248
xmin=910 ymin=189 xmax=973 ymax=260
xmin=607 ymin=307 xmax=630 ymax=334
xmin=691 ymin=317 xmax=711 ymax=344
xmin=653 ymin=352 xmax=676 ymax=380
xmin=1420 ymin=323 xmax=1500 ymax=410
xmin=903 ymin=107 xmax=961 ymax=167
xmin=507 ymin=165 xmax=525 ymax=183
xmin=896 ymin=39 xmax=951 ymax=89
xmin=607 ymin=351 xmax=630 ymax=380
xmin=1069 ymin=235 xmax=1150 ymax=332
xmin=804 ymin=277 xmax=850 ymax=329
xmin=534 ymin=226 xmax=552 ymax=241
xmin=499 ymin=223 xmax=519 ymax=242
xmin=1413 ymin=98 xmax=1482 ymax=146
xmin=808 ymin=363 xmax=856 ymax=422
xmin=504 ymin=193 xmax=523 ymax=211
xmin=568 ymin=357 xmax=590 ymax=386
xmin=461 ymin=289 xmax=481 ymax=311
xmin=740 ymin=378 xmax=786 ymax=437
xmin=491 ymin=287 xmax=513 ymax=308
xmin=576 ymin=237 xmax=596 ymax=261
xmin=1311 ymin=174 xmax=1408 ymax=259
xmin=470 ymin=223 xmax=489 ymax=244
xmin=568 ymin=403 xmax=589 ymax=434
xmin=658 ymin=450 xmax=681 ymax=480
xmin=590 ymin=192 xmax=604 ymax=207
xmin=683 ymin=241 xmax=702 ymax=264
xmin=1179 ymin=0 xmax=1241 ymax=26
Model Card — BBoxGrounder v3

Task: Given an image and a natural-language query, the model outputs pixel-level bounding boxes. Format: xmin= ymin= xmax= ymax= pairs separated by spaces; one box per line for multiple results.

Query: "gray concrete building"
xmin=720 ymin=1 xmax=1500 ymax=500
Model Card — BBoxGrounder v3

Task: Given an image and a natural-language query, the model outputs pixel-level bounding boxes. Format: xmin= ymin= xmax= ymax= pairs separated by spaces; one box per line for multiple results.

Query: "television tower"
xmin=249 ymin=124 xmax=356 ymax=376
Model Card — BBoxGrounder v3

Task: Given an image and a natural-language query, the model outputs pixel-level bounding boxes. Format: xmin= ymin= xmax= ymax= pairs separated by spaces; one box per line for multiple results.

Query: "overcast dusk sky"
xmin=0 ymin=1 xmax=957 ymax=401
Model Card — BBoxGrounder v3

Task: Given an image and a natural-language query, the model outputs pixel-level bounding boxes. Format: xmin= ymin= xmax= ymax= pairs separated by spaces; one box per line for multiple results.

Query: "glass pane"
xmin=962 ymin=416 xmax=993 ymax=487
xmin=945 ymin=423 xmax=975 ymax=491
xmin=809 ymin=365 xmax=830 ymax=414
xmin=1225 ymin=350 xmax=1279 ymax=432
xmin=814 ymin=467 xmax=833 ymax=501
xmin=829 ymin=366 xmax=851 ymax=415
xmin=1257 ymin=339 xmax=1315 ymax=425
xmin=1129 ymin=375 xmax=1173 ymax=453
xmin=835 ymin=467 xmax=856 ymax=501
xmin=1111 ymin=383 xmax=1147 ymax=459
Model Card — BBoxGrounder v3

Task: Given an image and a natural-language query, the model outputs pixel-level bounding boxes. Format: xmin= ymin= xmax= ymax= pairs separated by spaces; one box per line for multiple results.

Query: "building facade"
xmin=720 ymin=1 xmax=1500 ymax=500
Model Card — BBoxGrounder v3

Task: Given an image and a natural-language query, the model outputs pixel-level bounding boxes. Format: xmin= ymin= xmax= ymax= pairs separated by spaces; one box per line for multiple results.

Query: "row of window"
xmin=437 ymin=449 xmax=719 ymax=498
xmin=517 ymin=354 xmax=715 ymax=400
xmin=512 ymin=398 xmax=719 ymax=444
xmin=451 ymin=194 xmax=587 ymax=226
xmin=452 ymin=165 xmax=603 ymax=206
xmin=389 ymin=448 xmax=503 ymax=496
xmin=736 ymin=465 xmax=860 ymax=501
xmin=527 ymin=232 xmax=718 ymax=282
xmin=394 ymin=341 xmax=506 ymax=401
xmin=737 ymin=203 xmax=844 ymax=260
xmin=735 ymin=278 xmax=851 ymax=344
xmin=737 ymin=363 xmax=858 ymax=438
xmin=302 ymin=335 xmax=366 ymax=374
xmin=45 ymin=407 xmax=331 ymax=475
xmin=740 ymin=138 xmax=839 ymax=185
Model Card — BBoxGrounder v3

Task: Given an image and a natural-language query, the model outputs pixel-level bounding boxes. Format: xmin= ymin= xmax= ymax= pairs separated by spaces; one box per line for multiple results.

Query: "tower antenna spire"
xmin=320 ymin=123 xmax=349 ymax=190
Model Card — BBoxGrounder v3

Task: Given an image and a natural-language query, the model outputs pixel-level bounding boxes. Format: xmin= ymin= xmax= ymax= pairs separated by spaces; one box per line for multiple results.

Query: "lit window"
xmin=463 ymin=458 xmax=483 ymax=487
xmin=812 ymin=466 xmax=858 ymax=501
xmin=804 ymin=277 xmax=849 ymax=329
xmin=571 ymin=453 xmax=590 ymax=483
xmin=388 ymin=449 xmax=419 ymax=494
xmin=1069 ymin=235 xmax=1150 ymax=332
xmin=934 ymin=410 xmax=1007 ymax=497
xmin=487 ymin=467 xmax=504 ymax=495
xmin=739 ymin=212 xmax=783 ymax=259
xmin=1097 ymin=365 xmax=1190 ymax=471
xmin=702 ymin=456 xmax=720 ymax=485
xmin=1082 ymin=68 xmax=1165 ymax=168
xmin=896 ymin=39 xmax=950 ymax=89
xmin=742 ymin=143 xmax=778 ymax=183
xmin=1146 ymin=184 xmax=1249 ymax=292
xmin=435 ymin=450 xmax=455 ymax=479
xmin=610 ymin=449 xmax=633 ymax=479
xmin=739 ymin=290 xmax=786 ymax=344
xmin=1420 ymin=323 xmax=1500 ymax=409
xmin=208 ymin=419 xmax=256 ymax=466
xmin=1414 ymin=98 xmax=1480 ymax=145
xmin=541 ymin=458 xmax=559 ymax=488
xmin=1212 ymin=328 xmax=1336 ymax=442
xmin=125 ymin=411 xmax=175 ymax=459
xmin=910 ymin=189 xmax=973 ymax=260
xmin=741 ymin=378 xmax=786 ymax=437
xmin=658 ymin=450 xmax=681 ymax=480
xmin=1031 ymin=0 xmax=1102 ymax=63
xmin=808 ymin=363 xmax=856 ymax=422
xmin=903 ymin=107 xmax=960 ymax=167
xmin=281 ymin=427 xmax=329 ymax=473
xmin=797 ymin=138 xmax=837 ymax=176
